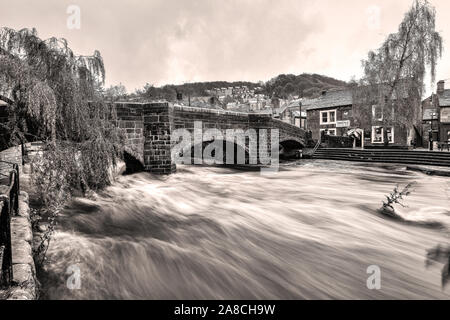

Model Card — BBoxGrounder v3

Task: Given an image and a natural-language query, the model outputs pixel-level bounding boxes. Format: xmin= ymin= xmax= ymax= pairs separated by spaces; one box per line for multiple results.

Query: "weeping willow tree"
xmin=0 ymin=27 xmax=124 ymax=191
xmin=355 ymin=0 xmax=443 ymax=145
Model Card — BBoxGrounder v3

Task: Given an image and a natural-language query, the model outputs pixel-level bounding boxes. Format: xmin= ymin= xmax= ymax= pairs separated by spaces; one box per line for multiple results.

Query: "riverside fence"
xmin=0 ymin=161 xmax=19 ymax=288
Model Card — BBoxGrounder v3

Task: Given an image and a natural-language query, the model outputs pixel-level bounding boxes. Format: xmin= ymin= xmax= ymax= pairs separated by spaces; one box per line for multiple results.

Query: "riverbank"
xmin=406 ymin=165 xmax=450 ymax=177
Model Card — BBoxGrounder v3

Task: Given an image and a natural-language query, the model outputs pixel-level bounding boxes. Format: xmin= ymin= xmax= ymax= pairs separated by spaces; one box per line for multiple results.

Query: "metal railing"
xmin=0 ymin=161 xmax=19 ymax=288
xmin=311 ymin=134 xmax=322 ymax=156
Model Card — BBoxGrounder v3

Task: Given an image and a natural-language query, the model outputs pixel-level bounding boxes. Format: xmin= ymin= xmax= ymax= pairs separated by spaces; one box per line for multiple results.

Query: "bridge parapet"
xmin=172 ymin=104 xmax=249 ymax=117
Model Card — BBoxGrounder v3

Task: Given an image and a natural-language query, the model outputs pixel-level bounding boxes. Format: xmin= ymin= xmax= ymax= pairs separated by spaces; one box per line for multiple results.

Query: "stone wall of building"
xmin=321 ymin=134 xmax=354 ymax=148
xmin=307 ymin=104 xmax=412 ymax=148
xmin=306 ymin=106 xmax=354 ymax=141
xmin=440 ymin=106 xmax=450 ymax=143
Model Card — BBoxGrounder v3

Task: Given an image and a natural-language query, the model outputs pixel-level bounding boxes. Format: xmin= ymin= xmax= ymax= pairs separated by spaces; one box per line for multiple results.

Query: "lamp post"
xmin=299 ymin=100 xmax=303 ymax=129
xmin=430 ymin=112 xmax=437 ymax=150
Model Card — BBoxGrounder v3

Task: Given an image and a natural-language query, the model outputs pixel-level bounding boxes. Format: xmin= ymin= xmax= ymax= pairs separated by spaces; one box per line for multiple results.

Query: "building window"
xmin=320 ymin=109 xmax=337 ymax=125
xmin=329 ymin=111 xmax=336 ymax=123
xmin=372 ymin=105 xmax=383 ymax=121
xmin=386 ymin=127 xmax=394 ymax=143
xmin=372 ymin=126 xmax=383 ymax=143
xmin=371 ymin=126 xmax=394 ymax=144
xmin=320 ymin=128 xmax=337 ymax=136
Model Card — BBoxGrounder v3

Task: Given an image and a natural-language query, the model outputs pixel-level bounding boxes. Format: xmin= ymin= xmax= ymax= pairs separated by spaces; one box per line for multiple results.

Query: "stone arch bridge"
xmin=114 ymin=102 xmax=309 ymax=174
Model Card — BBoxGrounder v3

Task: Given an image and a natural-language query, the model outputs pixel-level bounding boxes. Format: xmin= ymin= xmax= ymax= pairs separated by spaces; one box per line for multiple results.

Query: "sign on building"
xmin=336 ymin=120 xmax=351 ymax=128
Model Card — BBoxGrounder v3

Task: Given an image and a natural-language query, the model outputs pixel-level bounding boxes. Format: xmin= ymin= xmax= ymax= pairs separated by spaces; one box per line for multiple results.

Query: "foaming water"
xmin=40 ymin=160 xmax=450 ymax=299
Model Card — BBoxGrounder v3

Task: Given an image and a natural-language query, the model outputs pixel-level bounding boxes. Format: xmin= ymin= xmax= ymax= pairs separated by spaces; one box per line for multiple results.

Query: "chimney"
xmin=437 ymin=80 xmax=445 ymax=95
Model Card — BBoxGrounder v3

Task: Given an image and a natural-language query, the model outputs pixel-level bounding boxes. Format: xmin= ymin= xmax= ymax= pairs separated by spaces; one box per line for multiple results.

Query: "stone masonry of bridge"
xmin=115 ymin=102 xmax=308 ymax=174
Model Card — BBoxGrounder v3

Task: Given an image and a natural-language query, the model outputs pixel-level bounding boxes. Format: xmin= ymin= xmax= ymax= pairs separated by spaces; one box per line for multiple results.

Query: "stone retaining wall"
xmin=7 ymin=190 xmax=37 ymax=300
xmin=0 ymin=145 xmax=38 ymax=300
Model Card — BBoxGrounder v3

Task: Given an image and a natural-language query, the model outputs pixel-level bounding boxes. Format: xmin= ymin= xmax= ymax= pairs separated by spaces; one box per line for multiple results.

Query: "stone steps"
xmin=313 ymin=148 xmax=450 ymax=167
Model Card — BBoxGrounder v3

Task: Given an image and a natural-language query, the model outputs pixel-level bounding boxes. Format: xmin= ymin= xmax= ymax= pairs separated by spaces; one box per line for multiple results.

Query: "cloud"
xmin=1 ymin=0 xmax=449 ymax=95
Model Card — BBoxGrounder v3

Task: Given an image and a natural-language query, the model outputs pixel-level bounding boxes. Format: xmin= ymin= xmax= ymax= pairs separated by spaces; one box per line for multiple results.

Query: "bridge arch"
xmin=175 ymin=139 xmax=251 ymax=165
xmin=279 ymin=138 xmax=304 ymax=159
xmin=123 ymin=148 xmax=145 ymax=174
xmin=279 ymin=137 xmax=305 ymax=150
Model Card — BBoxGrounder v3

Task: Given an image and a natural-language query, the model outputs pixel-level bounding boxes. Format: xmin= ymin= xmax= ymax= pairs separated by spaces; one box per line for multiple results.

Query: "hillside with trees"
xmin=129 ymin=73 xmax=347 ymax=102
xmin=264 ymin=73 xmax=347 ymax=99
xmin=131 ymin=81 xmax=261 ymax=102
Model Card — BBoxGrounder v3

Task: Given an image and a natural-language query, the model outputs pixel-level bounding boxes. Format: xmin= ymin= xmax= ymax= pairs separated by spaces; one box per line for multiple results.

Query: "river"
xmin=38 ymin=160 xmax=450 ymax=299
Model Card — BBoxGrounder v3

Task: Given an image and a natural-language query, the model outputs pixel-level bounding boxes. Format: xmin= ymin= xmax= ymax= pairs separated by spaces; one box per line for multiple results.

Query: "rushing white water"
xmin=39 ymin=160 xmax=450 ymax=299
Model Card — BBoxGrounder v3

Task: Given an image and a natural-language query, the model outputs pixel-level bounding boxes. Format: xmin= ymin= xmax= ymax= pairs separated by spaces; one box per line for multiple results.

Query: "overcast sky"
xmin=1 ymin=0 xmax=450 ymax=94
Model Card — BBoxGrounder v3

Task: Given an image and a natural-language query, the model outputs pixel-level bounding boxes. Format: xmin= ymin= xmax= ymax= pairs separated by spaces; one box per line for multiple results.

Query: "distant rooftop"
xmin=305 ymin=89 xmax=353 ymax=110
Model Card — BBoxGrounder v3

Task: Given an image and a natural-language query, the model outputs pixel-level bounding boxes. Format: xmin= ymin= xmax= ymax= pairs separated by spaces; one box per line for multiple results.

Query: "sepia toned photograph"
xmin=0 ymin=0 xmax=449 ymax=309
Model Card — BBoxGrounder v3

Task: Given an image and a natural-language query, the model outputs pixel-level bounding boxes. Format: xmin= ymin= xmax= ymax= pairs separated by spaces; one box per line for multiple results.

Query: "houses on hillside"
xmin=207 ymin=86 xmax=255 ymax=101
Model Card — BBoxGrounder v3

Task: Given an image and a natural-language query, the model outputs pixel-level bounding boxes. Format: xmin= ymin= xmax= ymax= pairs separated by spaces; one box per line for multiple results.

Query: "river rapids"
xmin=39 ymin=160 xmax=450 ymax=299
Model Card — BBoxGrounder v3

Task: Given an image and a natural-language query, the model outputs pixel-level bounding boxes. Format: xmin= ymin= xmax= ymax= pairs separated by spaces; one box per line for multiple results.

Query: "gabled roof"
xmin=438 ymin=89 xmax=450 ymax=107
xmin=286 ymin=99 xmax=302 ymax=108
xmin=301 ymin=97 xmax=319 ymax=110
xmin=305 ymin=89 xmax=353 ymax=111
